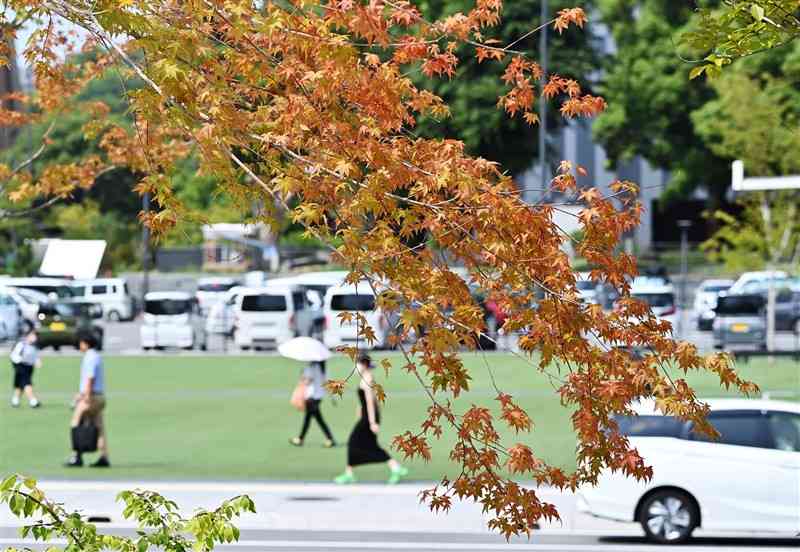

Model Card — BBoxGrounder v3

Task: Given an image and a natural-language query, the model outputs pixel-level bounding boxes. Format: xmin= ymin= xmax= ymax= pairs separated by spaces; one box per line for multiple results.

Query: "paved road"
xmin=1 ymin=527 xmax=797 ymax=551
xmin=1 ymin=482 xmax=796 ymax=551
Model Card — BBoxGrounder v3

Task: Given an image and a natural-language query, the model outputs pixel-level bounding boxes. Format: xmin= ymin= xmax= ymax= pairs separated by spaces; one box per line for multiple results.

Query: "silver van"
xmin=713 ymin=294 xmax=767 ymax=351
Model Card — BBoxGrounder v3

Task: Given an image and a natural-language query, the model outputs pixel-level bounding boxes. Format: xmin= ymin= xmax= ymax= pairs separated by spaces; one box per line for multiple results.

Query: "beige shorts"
xmin=75 ymin=395 xmax=106 ymax=430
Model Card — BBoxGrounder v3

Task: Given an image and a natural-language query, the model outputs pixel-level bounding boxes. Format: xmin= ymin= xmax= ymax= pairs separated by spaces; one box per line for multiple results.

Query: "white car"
xmin=0 ymin=277 xmax=75 ymax=301
xmin=0 ymin=288 xmax=23 ymax=340
xmin=205 ymin=286 xmax=243 ymax=335
xmin=728 ymin=270 xmax=789 ymax=295
xmin=195 ymin=277 xmax=240 ymax=314
xmin=630 ymin=282 xmax=677 ymax=330
xmin=323 ymin=283 xmax=393 ymax=350
xmin=232 ymin=286 xmax=299 ymax=350
xmin=5 ymin=286 xmax=49 ymax=329
xmin=140 ymin=292 xmax=207 ymax=350
xmin=578 ymin=398 xmax=800 ymax=543
xmin=71 ymin=278 xmax=135 ymax=321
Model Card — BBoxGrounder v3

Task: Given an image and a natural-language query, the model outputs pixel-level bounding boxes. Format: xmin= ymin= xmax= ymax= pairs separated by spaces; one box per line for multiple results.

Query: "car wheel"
xmin=638 ymin=489 xmax=698 ymax=544
xmin=107 ymin=310 xmax=121 ymax=322
xmin=53 ymin=345 xmax=60 ymax=352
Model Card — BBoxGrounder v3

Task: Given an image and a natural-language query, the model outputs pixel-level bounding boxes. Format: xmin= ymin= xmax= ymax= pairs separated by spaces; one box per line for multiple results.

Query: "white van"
xmin=71 ymin=278 xmax=134 ymax=321
xmin=323 ymin=284 xmax=392 ymax=350
xmin=631 ymin=281 xmax=678 ymax=330
xmin=0 ymin=288 xmax=22 ymax=340
xmin=0 ymin=277 xmax=75 ymax=301
xmin=195 ymin=277 xmax=240 ymax=314
xmin=140 ymin=291 xmax=207 ymax=350
xmin=232 ymin=286 xmax=300 ymax=350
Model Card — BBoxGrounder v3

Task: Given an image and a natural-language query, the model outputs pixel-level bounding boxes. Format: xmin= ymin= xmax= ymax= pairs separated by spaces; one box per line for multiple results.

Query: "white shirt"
xmin=303 ymin=363 xmax=327 ymax=401
xmin=10 ymin=342 xmax=38 ymax=366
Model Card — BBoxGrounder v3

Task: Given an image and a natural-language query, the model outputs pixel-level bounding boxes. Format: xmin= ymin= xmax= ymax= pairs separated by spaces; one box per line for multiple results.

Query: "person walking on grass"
xmin=9 ymin=329 xmax=41 ymax=408
xmin=291 ymin=360 xmax=336 ymax=448
xmin=65 ymin=332 xmax=110 ymax=468
xmin=334 ymin=354 xmax=409 ymax=485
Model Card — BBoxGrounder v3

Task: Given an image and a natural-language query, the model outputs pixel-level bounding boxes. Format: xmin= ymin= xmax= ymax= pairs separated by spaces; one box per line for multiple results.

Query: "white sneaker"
xmin=11 ymin=396 xmax=20 ymax=408
xmin=29 ymin=399 xmax=40 ymax=408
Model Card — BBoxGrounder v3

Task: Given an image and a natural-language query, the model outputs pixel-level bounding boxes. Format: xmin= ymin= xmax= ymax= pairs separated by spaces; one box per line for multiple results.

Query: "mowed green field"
xmin=1 ymin=353 xmax=797 ymax=482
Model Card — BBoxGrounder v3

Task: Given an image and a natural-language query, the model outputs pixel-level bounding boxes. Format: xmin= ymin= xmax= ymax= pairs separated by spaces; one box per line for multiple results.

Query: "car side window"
xmin=776 ymin=289 xmax=792 ymax=303
xmin=92 ymin=285 xmax=107 ymax=295
xmin=72 ymin=286 xmax=86 ymax=297
xmin=767 ymin=412 xmax=800 ymax=453
xmin=690 ymin=412 xmax=771 ymax=449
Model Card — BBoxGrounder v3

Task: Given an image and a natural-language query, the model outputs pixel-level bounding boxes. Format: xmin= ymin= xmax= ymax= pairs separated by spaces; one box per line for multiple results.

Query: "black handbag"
xmin=71 ymin=418 xmax=99 ymax=453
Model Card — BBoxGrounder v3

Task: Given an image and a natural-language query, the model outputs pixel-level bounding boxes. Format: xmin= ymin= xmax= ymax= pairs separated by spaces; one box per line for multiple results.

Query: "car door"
xmin=764 ymin=411 xmax=800 ymax=532
xmin=684 ymin=410 xmax=791 ymax=531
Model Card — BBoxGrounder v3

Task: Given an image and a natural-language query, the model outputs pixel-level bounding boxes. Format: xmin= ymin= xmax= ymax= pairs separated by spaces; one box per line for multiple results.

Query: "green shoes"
xmin=387 ymin=465 xmax=409 ymax=485
xmin=334 ymin=471 xmax=357 ymax=485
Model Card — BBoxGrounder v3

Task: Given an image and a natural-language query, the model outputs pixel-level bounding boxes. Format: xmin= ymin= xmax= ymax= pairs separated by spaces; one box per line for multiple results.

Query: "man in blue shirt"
xmin=66 ymin=332 xmax=110 ymax=467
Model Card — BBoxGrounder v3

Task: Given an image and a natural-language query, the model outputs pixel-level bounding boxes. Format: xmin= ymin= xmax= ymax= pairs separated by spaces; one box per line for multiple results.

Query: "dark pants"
xmin=300 ymin=399 xmax=334 ymax=441
xmin=12 ymin=363 xmax=33 ymax=389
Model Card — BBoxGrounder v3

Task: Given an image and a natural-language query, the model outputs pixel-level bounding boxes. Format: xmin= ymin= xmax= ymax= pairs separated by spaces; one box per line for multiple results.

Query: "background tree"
xmin=694 ymin=70 xmax=800 ymax=270
xmin=593 ymin=0 xmax=732 ymax=205
xmin=2 ymin=0 xmax=756 ymax=534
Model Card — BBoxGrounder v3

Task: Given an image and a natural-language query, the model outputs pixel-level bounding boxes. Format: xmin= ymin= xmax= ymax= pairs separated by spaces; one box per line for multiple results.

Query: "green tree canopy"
xmin=414 ymin=0 xmax=600 ymax=176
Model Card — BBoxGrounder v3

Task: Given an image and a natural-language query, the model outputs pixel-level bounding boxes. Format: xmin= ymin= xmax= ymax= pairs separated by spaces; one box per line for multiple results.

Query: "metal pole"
xmin=539 ymin=0 xmax=548 ymax=192
xmin=767 ymin=265 xmax=776 ymax=356
xmin=142 ymin=191 xmax=151 ymax=303
xmin=677 ymin=220 xmax=691 ymax=339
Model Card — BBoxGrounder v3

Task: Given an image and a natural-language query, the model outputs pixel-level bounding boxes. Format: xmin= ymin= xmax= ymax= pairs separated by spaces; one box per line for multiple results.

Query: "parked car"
xmin=0 ymin=277 xmax=75 ymax=301
xmin=0 ymin=288 xmax=23 ymax=341
xmin=140 ymin=292 xmax=207 ymax=350
xmin=728 ymin=270 xmax=789 ymax=295
xmin=630 ymin=281 xmax=678 ymax=330
xmin=232 ymin=286 xmax=302 ymax=350
xmin=577 ymin=398 xmax=800 ymax=543
xmin=6 ymin=286 xmax=49 ymax=329
xmin=71 ymin=278 xmax=135 ymax=321
xmin=693 ymin=279 xmax=734 ymax=331
xmin=323 ymin=284 xmax=395 ymax=350
xmin=775 ymin=286 xmax=800 ymax=333
xmin=35 ymin=302 xmax=104 ymax=351
xmin=712 ymin=293 xmax=766 ymax=351
xmin=195 ymin=277 xmax=240 ymax=314
xmin=205 ymin=286 xmax=244 ymax=336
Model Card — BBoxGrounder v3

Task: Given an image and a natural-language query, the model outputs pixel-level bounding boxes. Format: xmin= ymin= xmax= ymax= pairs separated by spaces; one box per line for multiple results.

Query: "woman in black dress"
xmin=334 ymin=354 xmax=408 ymax=484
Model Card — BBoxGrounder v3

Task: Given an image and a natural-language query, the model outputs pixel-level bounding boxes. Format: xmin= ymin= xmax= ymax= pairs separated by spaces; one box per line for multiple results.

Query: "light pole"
xmin=677 ymin=220 xmax=691 ymax=339
xmin=539 ymin=0 xmax=548 ymax=192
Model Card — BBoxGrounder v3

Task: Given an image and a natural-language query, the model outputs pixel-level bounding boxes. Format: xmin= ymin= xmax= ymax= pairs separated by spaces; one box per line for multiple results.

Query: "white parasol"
xmin=278 ymin=336 xmax=332 ymax=362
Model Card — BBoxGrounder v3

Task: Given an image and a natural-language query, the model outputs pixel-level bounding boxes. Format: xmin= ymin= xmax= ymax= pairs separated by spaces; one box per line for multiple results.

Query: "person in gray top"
xmin=290 ymin=361 xmax=336 ymax=448
xmin=65 ymin=331 xmax=110 ymax=468
xmin=9 ymin=329 xmax=41 ymax=408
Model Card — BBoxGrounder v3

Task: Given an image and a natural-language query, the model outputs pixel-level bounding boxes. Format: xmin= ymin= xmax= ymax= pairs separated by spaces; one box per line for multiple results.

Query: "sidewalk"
xmin=0 ymin=480 xmax=639 ymax=535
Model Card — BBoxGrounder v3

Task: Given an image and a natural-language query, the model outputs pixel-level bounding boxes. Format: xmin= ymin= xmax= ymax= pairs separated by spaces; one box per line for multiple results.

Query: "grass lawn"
xmin=1 ymin=353 xmax=797 ymax=482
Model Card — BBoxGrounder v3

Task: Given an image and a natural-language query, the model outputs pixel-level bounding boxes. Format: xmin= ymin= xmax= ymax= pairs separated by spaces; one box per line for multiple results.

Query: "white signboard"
xmin=39 ymin=239 xmax=107 ymax=279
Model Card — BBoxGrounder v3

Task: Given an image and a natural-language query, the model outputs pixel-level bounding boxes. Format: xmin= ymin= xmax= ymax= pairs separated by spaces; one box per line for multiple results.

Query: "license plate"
xmin=257 ymin=322 xmax=276 ymax=327
xmin=49 ymin=322 xmax=66 ymax=331
xmin=731 ymin=323 xmax=749 ymax=333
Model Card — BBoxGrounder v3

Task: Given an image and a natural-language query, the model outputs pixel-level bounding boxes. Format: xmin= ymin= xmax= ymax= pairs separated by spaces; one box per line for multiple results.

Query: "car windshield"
xmin=241 ymin=294 xmax=287 ymax=312
xmin=18 ymin=284 xmax=74 ymax=299
xmin=702 ymin=284 xmax=731 ymax=293
xmin=39 ymin=303 xmax=78 ymax=318
xmin=198 ymin=282 xmax=237 ymax=292
xmin=331 ymin=294 xmax=376 ymax=311
xmin=145 ymin=299 xmax=192 ymax=315
xmin=632 ymin=293 xmax=675 ymax=308
xmin=716 ymin=295 xmax=764 ymax=315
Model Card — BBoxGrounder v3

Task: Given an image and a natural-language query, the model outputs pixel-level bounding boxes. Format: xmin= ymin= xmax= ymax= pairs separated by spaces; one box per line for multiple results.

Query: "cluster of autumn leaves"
xmin=1 ymin=0 xmax=758 ymax=535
